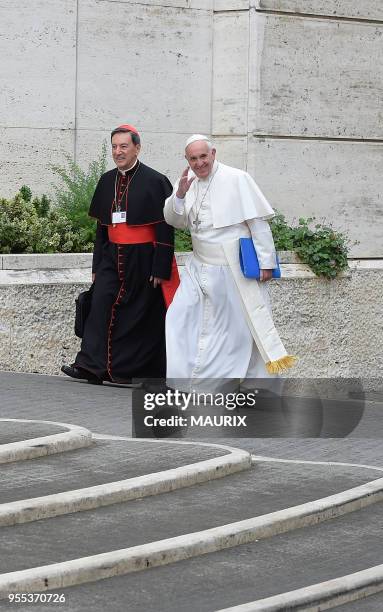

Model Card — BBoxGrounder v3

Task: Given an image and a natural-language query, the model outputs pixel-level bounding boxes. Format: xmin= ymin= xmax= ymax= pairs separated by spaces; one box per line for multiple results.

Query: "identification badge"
xmin=112 ymin=211 xmax=127 ymax=224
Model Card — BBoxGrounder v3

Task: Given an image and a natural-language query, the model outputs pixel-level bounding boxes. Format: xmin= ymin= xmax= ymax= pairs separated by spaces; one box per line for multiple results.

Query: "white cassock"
xmin=164 ymin=160 xmax=294 ymax=386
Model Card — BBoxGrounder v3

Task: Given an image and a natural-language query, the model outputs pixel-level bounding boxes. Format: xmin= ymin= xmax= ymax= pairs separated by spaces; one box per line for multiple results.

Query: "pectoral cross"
xmin=193 ymin=218 xmax=202 ymax=230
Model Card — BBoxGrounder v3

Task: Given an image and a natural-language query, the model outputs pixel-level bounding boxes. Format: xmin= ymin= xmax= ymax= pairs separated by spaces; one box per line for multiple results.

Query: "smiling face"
xmin=185 ymin=140 xmax=216 ymax=179
xmin=111 ymin=132 xmax=141 ymax=171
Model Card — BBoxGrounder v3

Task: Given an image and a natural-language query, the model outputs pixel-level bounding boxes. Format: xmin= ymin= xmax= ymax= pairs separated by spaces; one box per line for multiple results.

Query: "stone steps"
xmin=1 ymin=416 xmax=383 ymax=611
xmin=2 ymin=501 xmax=383 ymax=611
xmin=0 ymin=418 xmax=92 ymax=464
xmin=0 ymin=438 xmax=229 ymax=504
xmin=0 ymin=460 xmax=376 ymax=574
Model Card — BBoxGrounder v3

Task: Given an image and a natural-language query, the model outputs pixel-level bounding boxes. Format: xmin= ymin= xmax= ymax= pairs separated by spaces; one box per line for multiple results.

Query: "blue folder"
xmin=239 ymin=237 xmax=281 ymax=279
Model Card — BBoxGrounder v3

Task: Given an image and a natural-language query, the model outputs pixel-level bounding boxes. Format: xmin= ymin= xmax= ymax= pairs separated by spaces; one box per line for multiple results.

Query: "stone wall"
xmin=213 ymin=1 xmax=383 ymax=257
xmin=0 ymin=1 xmax=382 ymax=256
xmin=0 ymin=254 xmax=381 ymax=378
xmin=0 ymin=0 xmax=212 ymax=195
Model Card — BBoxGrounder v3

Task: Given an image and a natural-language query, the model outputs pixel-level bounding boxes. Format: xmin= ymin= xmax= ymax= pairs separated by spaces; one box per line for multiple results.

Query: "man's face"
xmin=112 ymin=132 xmax=141 ymax=171
xmin=185 ymin=141 xmax=216 ymax=179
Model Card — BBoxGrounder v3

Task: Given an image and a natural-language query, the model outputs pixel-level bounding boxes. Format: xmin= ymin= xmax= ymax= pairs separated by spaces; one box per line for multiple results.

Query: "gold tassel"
xmin=266 ymin=355 xmax=298 ymax=374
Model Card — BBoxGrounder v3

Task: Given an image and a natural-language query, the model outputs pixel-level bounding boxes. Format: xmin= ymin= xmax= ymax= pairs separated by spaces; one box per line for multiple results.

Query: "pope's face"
xmin=185 ymin=141 xmax=216 ymax=179
xmin=112 ymin=132 xmax=141 ymax=171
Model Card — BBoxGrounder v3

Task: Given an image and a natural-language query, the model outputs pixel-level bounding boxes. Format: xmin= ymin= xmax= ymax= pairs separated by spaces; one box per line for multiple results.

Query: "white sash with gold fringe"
xmin=192 ymin=236 xmax=297 ymax=374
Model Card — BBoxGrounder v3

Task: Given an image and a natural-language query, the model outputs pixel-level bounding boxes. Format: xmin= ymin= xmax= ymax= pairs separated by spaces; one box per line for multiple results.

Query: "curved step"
xmin=1 ymin=475 xmax=383 ymax=597
xmin=0 ymin=440 xmax=251 ymax=526
xmin=9 ymin=501 xmax=383 ymax=612
xmin=0 ymin=419 xmax=92 ymax=464
xmin=215 ymin=563 xmax=383 ymax=612
xmin=0 ymin=461 xmax=374 ymax=574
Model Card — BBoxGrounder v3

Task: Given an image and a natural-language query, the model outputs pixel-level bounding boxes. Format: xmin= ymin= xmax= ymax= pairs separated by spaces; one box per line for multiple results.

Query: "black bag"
xmin=75 ymin=284 xmax=94 ymax=338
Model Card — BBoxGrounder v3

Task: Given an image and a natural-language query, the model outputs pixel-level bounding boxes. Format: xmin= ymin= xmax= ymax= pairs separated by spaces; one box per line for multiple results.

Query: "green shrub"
xmin=0 ymin=190 xmax=93 ymax=254
xmin=270 ymin=212 xmax=349 ymax=279
xmin=19 ymin=185 xmax=32 ymax=202
xmin=175 ymin=229 xmax=192 ymax=252
xmin=174 ymin=212 xmax=349 ymax=278
xmin=50 ymin=142 xmax=108 ymax=244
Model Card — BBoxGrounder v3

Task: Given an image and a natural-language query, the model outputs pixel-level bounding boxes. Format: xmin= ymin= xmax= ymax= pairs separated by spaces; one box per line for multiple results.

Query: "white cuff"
xmin=173 ymin=195 xmax=185 ymax=215
xmin=247 ymin=218 xmax=277 ymax=269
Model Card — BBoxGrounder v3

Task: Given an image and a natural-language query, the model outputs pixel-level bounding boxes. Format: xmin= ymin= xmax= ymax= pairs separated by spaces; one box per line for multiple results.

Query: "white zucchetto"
xmin=185 ymin=134 xmax=210 ymax=148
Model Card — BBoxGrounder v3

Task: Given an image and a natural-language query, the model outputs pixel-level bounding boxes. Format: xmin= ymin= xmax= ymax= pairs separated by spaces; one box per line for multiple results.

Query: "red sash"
xmin=108 ymin=224 xmax=180 ymax=308
xmin=108 ymin=224 xmax=155 ymax=243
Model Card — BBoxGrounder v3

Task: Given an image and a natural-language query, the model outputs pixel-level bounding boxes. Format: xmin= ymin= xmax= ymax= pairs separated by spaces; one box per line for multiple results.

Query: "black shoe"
xmin=61 ymin=365 xmax=102 ymax=385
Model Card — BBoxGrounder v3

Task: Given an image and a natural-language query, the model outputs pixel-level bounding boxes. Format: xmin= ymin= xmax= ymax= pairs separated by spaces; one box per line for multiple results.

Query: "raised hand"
xmin=176 ymin=167 xmax=195 ymax=199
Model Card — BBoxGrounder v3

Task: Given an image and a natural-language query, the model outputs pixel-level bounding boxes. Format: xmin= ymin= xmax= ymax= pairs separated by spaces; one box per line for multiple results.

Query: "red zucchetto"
xmin=112 ymin=123 xmax=139 ymax=135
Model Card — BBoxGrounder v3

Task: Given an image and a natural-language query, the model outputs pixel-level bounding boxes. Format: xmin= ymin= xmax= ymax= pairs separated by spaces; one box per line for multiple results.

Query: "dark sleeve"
xmin=163 ymin=176 xmax=173 ymax=200
xmin=92 ymin=222 xmax=108 ymax=274
xmin=88 ymin=173 xmax=108 ymax=222
xmin=151 ymin=221 xmax=175 ymax=280
xmin=150 ymin=175 xmax=174 ymax=279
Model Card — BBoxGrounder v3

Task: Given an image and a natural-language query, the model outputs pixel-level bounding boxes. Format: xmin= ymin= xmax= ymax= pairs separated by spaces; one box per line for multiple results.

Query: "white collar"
xmin=118 ymin=158 xmax=138 ymax=175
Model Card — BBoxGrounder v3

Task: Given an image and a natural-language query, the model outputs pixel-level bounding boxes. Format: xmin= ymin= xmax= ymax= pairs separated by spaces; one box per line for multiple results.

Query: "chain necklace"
xmin=190 ymin=164 xmax=219 ymax=231
xmin=113 ymin=160 xmax=140 ymax=212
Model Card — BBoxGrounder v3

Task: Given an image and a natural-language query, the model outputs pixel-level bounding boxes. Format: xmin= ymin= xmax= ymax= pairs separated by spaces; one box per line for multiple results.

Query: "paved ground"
xmin=0 ymin=440 xmax=226 ymax=503
xmin=0 ymin=371 xmax=383 ymax=612
xmin=1 ymin=461 xmax=377 ymax=574
xmin=1 ymin=370 xmax=382 ymax=457
xmin=3 ymin=503 xmax=383 ymax=612
xmin=0 ymin=422 xmax=67 ymax=445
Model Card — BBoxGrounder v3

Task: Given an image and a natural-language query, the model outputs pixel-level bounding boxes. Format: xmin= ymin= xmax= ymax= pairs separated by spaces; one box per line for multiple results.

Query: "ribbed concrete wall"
xmin=0 ymin=1 xmax=382 ymax=255
xmin=0 ymin=255 xmax=382 ymax=378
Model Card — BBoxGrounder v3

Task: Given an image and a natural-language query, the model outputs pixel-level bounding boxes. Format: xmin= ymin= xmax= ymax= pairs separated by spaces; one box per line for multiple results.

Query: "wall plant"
xmin=0 ymin=142 xmax=350 ymax=279
xmin=0 ymin=190 xmax=92 ymax=254
xmin=270 ymin=212 xmax=349 ymax=279
xmin=50 ymin=142 xmax=108 ymax=245
xmin=174 ymin=213 xmax=349 ymax=279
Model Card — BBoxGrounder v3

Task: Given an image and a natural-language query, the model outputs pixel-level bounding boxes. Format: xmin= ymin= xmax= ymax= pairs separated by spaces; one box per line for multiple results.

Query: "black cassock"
xmin=75 ymin=161 xmax=174 ymax=383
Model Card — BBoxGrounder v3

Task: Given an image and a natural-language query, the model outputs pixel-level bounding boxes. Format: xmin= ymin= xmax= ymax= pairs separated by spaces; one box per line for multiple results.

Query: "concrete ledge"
xmin=1 ymin=253 xmax=379 ymax=285
xmin=216 ymin=563 xmax=383 ymax=612
xmin=0 ymin=251 xmax=298 ymax=270
xmin=1 ymin=475 xmax=383 ymax=596
xmin=0 ymin=253 xmax=93 ymax=270
xmin=0 ymin=419 xmax=93 ymax=464
xmin=0 ymin=268 xmax=92 ymax=286
xmin=0 ymin=258 xmax=382 ymax=378
xmin=0 ymin=260 xmax=364 ymax=286
xmin=0 ymin=438 xmax=252 ymax=527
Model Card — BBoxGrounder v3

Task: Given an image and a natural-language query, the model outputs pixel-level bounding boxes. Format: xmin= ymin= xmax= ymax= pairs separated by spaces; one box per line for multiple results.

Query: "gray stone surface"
xmin=1 ymin=370 xmax=382 ymax=450
xmin=103 ymin=0 xmax=213 ymax=7
xmin=1 ymin=254 xmax=93 ymax=270
xmin=247 ymin=138 xmax=383 ymax=259
xmin=215 ymin=0 xmax=249 ymax=10
xmin=0 ymin=1 xmax=76 ymax=129
xmin=338 ymin=592 xmax=383 ymax=610
xmin=258 ymin=0 xmax=383 ymax=20
xmin=75 ymin=1 xmax=212 ymax=132
xmin=0 ymin=439 xmax=227 ymax=504
xmin=0 ymin=261 xmax=382 ymax=377
xmin=0 ymin=460 xmax=376 ymax=575
xmin=0 ymin=127 xmax=74 ymax=200
xmin=0 ymin=372 xmax=382 ymax=610
xmin=6 ymin=502 xmax=383 ymax=612
xmin=1 ymin=0 xmax=382 ymax=260
xmin=0 ymin=421 xmax=66 ymax=445
xmin=249 ymin=13 xmax=383 ymax=140
xmin=212 ymin=11 xmax=249 ymax=135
